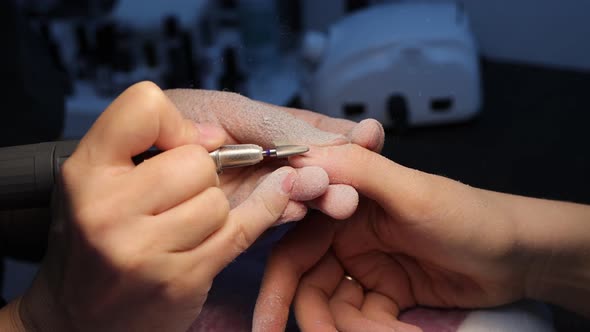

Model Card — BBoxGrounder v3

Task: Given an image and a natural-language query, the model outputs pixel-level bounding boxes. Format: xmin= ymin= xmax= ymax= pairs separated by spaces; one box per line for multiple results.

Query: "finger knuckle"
xmin=75 ymin=225 xmax=139 ymax=273
xmin=75 ymin=203 xmax=119 ymax=238
xmin=229 ymin=222 xmax=252 ymax=255
xmin=129 ymin=81 xmax=162 ymax=98
xmin=196 ymin=188 xmax=229 ymax=228
xmin=128 ymin=81 xmax=168 ymax=114
xmin=113 ymin=250 xmax=144 ymax=275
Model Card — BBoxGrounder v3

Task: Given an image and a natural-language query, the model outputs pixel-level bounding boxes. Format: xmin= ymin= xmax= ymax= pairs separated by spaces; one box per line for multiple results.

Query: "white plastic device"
xmin=300 ymin=2 xmax=482 ymax=129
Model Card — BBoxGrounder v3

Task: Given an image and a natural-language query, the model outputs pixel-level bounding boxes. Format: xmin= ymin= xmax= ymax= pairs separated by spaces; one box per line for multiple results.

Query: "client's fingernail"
xmin=194 ymin=123 xmax=226 ymax=145
xmin=281 ymin=171 xmax=296 ymax=194
xmin=349 ymin=118 xmax=385 ymax=152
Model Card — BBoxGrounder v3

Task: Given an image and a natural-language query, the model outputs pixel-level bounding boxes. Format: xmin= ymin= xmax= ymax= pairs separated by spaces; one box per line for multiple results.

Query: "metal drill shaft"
xmin=209 ymin=144 xmax=263 ymax=173
xmin=209 ymin=144 xmax=309 ymax=173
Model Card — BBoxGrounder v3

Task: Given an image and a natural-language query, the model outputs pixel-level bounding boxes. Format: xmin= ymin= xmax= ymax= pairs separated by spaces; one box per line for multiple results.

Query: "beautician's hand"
xmin=254 ymin=144 xmax=590 ymax=331
xmin=0 ymin=82 xmax=299 ymax=332
xmin=165 ymin=90 xmax=385 ymax=222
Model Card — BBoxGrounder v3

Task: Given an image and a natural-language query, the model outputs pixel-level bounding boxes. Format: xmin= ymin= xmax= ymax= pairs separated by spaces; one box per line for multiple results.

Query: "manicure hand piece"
xmin=209 ymin=144 xmax=309 ymax=173
xmin=0 ymin=141 xmax=309 ymax=209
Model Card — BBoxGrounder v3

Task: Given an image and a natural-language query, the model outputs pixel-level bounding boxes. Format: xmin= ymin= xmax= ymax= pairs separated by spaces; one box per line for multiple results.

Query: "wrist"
xmin=19 ymin=268 xmax=74 ymax=332
xmin=506 ymin=196 xmax=590 ymax=316
xmin=0 ymin=297 xmax=28 ymax=332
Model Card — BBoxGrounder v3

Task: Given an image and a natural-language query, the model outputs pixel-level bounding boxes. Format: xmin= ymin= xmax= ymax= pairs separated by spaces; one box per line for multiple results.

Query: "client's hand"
xmin=165 ymin=90 xmax=385 ymax=222
xmin=254 ymin=144 xmax=539 ymax=332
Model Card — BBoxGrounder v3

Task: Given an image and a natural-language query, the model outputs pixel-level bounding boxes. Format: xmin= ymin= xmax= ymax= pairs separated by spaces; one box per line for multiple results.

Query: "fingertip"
xmin=309 ymin=184 xmax=359 ymax=220
xmin=126 ymin=80 xmax=164 ymax=100
xmin=291 ymin=166 xmax=330 ymax=201
xmin=231 ymin=166 xmax=296 ymax=227
xmin=349 ymin=118 xmax=385 ymax=153
xmin=280 ymin=168 xmax=297 ymax=195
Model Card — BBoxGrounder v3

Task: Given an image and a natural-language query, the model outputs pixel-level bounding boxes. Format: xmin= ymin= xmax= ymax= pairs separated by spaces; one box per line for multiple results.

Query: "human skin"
xmin=254 ymin=143 xmax=590 ymax=331
xmin=0 ymin=89 xmax=383 ymax=257
xmin=165 ymin=89 xmax=385 ymax=221
xmin=0 ymin=85 xmax=385 ymax=331
xmin=0 ymin=81 xmax=301 ymax=331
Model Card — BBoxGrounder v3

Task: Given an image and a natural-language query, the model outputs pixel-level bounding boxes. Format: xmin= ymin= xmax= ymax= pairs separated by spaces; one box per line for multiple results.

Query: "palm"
xmin=254 ymin=144 xmax=531 ymax=331
xmin=255 ymin=196 xmax=528 ymax=331
xmin=285 ymin=194 xmax=527 ymax=321
xmin=331 ymin=198 xmax=524 ymax=311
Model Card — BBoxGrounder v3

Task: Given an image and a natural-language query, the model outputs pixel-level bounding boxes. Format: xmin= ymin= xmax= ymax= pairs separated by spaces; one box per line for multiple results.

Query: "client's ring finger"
xmin=344 ymin=275 xmax=364 ymax=291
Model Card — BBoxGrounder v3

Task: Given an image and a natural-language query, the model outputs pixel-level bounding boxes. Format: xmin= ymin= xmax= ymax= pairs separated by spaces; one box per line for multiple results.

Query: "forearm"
xmin=491 ymin=191 xmax=590 ymax=316
xmin=0 ymin=298 xmax=27 ymax=332
xmin=0 ymin=265 xmax=72 ymax=332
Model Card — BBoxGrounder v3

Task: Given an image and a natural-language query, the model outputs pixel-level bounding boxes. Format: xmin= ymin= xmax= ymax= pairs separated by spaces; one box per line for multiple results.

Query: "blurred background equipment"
xmin=8 ymin=0 xmax=590 ymax=137
xmin=300 ymin=2 xmax=481 ymax=131
xmin=21 ymin=0 xmax=303 ymax=138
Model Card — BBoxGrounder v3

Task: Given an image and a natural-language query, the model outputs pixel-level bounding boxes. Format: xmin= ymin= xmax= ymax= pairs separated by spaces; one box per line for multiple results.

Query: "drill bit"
xmin=263 ymin=145 xmax=310 ymax=158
